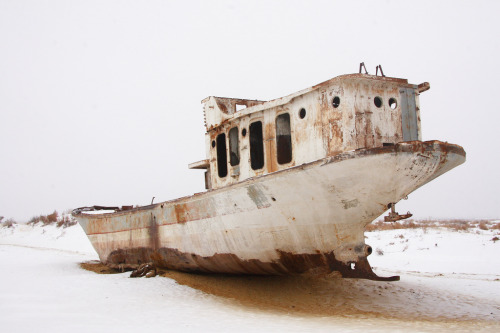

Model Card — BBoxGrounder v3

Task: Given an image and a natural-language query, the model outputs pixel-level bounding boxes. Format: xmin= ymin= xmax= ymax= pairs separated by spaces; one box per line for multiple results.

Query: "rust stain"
xmin=264 ymin=122 xmax=278 ymax=173
xmin=214 ymin=97 xmax=266 ymax=115
xmin=149 ymin=213 xmax=159 ymax=250
xmin=174 ymin=203 xmax=190 ymax=223
xmin=319 ymin=89 xmax=344 ymax=156
xmin=105 ymin=247 xmax=398 ymax=281
xmin=173 ymin=201 xmax=218 ymax=224
xmin=355 ymin=108 xmax=375 ymax=149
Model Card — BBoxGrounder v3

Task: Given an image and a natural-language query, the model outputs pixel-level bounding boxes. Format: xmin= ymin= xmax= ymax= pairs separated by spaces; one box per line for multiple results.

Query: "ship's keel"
xmin=104 ymin=247 xmax=399 ymax=281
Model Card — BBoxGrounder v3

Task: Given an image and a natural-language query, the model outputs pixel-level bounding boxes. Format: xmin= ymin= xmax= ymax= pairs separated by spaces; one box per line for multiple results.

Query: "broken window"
xmin=229 ymin=127 xmax=240 ymax=166
xmin=216 ymin=133 xmax=227 ymax=177
xmin=388 ymin=97 xmax=398 ymax=109
xmin=276 ymin=113 xmax=292 ymax=164
xmin=250 ymin=121 xmax=264 ymax=170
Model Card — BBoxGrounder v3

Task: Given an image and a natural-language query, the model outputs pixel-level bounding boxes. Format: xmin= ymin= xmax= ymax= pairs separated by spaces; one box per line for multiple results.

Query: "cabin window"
xmin=299 ymin=108 xmax=306 ymax=119
xmin=276 ymin=113 xmax=292 ymax=164
xmin=374 ymin=96 xmax=383 ymax=108
xmin=250 ymin=121 xmax=264 ymax=170
xmin=229 ymin=127 xmax=240 ymax=166
xmin=216 ymin=133 xmax=228 ymax=178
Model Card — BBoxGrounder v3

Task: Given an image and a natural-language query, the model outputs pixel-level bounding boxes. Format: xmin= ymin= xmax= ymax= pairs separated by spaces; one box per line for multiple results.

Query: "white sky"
xmin=1 ymin=0 xmax=499 ymax=221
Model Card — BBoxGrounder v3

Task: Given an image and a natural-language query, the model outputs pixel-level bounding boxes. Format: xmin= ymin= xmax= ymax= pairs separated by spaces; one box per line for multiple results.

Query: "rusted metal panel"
xmin=264 ymin=115 xmax=279 ymax=173
xmin=401 ymin=87 xmax=419 ymax=141
xmin=203 ymin=96 xmax=265 ymax=131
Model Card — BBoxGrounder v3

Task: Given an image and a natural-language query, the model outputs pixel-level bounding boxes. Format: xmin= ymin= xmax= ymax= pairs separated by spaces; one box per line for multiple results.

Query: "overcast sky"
xmin=1 ymin=0 xmax=499 ymax=222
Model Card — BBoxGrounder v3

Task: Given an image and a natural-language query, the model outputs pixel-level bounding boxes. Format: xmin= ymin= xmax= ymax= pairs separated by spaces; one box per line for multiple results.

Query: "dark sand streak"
xmin=80 ymin=260 xmax=500 ymax=330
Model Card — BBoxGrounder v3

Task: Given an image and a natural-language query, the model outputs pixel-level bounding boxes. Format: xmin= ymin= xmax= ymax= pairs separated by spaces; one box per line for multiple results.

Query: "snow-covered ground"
xmin=1 ymin=222 xmax=499 ymax=332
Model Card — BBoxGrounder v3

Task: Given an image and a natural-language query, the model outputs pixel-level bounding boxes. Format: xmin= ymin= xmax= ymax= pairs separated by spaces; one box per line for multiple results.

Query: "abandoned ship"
xmin=73 ymin=66 xmax=466 ymax=281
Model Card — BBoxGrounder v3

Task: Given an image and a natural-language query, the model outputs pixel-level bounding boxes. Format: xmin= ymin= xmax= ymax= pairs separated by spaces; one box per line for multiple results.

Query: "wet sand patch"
xmin=79 ymin=260 xmax=121 ymax=274
xmin=80 ymin=261 xmax=500 ymax=329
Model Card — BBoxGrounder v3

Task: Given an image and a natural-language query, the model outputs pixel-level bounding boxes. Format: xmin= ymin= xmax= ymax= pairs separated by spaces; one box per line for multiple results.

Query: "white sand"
xmin=1 ymin=222 xmax=499 ymax=332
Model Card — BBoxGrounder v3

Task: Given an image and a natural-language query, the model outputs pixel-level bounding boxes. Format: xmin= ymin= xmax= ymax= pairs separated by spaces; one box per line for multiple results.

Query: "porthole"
xmin=241 ymin=128 xmax=247 ymax=137
xmin=374 ymin=96 xmax=382 ymax=108
xmin=299 ymin=108 xmax=306 ymax=119
xmin=389 ymin=98 xmax=397 ymax=109
xmin=332 ymin=96 xmax=340 ymax=108
xmin=211 ymin=140 xmax=216 ymax=148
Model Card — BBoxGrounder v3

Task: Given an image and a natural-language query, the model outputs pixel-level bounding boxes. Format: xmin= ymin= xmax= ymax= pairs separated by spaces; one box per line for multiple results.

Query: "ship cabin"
xmin=189 ymin=73 xmax=430 ymax=190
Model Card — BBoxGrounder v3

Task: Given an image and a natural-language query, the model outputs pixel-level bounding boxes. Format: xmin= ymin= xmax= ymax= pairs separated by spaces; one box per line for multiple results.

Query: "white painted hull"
xmin=74 ymin=141 xmax=465 ymax=280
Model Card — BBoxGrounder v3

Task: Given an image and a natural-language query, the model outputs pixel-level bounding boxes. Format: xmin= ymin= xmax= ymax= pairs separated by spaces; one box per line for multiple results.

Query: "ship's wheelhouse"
xmin=189 ymin=74 xmax=429 ymax=190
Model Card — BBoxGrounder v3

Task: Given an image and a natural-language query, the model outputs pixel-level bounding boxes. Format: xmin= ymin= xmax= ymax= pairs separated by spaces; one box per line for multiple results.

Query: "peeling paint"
xmin=341 ymin=199 xmax=360 ymax=210
xmin=246 ymin=184 xmax=271 ymax=209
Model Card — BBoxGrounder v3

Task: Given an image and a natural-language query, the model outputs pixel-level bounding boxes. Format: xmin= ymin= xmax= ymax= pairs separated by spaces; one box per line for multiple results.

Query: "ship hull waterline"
xmin=74 ymin=140 xmax=465 ymax=281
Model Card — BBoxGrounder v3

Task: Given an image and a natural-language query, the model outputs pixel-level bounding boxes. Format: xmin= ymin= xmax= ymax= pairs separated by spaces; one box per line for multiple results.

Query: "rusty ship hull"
xmin=74 ymin=70 xmax=466 ymax=280
xmin=74 ymin=140 xmax=465 ymax=280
